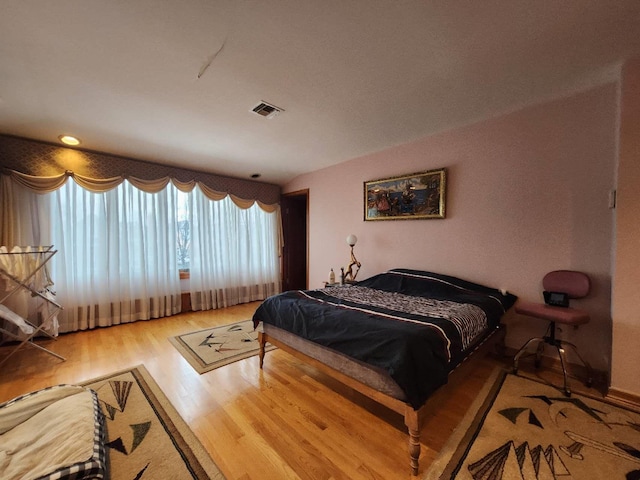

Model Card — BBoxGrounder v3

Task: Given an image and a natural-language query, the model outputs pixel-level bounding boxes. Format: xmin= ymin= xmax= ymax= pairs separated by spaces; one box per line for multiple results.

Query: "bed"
xmin=252 ymin=268 xmax=517 ymax=475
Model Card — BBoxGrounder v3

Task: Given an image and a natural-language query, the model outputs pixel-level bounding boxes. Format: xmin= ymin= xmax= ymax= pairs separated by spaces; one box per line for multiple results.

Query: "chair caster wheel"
xmin=564 ymin=388 xmax=571 ymax=397
xmin=586 ymin=378 xmax=593 ymax=388
xmin=512 ymin=367 xmax=518 ymax=375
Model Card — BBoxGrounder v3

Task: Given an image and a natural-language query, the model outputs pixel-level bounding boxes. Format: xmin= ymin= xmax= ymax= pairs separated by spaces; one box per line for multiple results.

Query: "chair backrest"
xmin=542 ymin=270 xmax=590 ymax=299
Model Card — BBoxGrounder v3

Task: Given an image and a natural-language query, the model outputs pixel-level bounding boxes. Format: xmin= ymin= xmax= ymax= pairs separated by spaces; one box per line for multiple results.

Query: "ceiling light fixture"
xmin=250 ymin=173 xmax=261 ymax=179
xmin=58 ymin=135 xmax=81 ymax=146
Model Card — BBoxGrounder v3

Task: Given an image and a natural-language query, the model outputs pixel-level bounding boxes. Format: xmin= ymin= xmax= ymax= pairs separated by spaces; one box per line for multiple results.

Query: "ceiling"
xmin=1 ymin=1 xmax=639 ymax=185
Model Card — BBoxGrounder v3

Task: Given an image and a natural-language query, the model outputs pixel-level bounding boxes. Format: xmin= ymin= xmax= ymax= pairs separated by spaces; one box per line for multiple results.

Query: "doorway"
xmin=281 ymin=189 xmax=308 ymax=291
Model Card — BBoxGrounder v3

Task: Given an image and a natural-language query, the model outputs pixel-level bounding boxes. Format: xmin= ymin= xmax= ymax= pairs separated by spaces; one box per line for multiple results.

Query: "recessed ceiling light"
xmin=58 ymin=135 xmax=81 ymax=146
xmin=250 ymin=173 xmax=261 ymax=179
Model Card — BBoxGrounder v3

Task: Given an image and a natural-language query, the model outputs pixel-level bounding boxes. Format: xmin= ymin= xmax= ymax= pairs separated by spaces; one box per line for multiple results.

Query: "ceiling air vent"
xmin=251 ymin=101 xmax=284 ymax=119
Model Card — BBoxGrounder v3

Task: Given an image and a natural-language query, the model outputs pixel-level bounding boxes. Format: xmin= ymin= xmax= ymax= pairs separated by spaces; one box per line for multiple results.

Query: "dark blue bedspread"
xmin=252 ymin=269 xmax=516 ymax=409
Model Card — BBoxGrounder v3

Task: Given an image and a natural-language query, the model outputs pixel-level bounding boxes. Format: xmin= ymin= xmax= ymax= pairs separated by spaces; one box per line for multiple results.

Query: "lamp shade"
xmin=346 ymin=234 xmax=357 ymax=246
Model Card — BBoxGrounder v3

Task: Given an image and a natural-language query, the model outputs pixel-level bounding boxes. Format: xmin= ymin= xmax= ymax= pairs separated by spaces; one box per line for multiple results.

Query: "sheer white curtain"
xmin=189 ymin=189 xmax=281 ymax=310
xmin=0 ymin=176 xmax=51 ymax=334
xmin=1 ymin=176 xmax=182 ymax=332
xmin=0 ymin=174 xmax=48 ymax=247
xmin=2 ymin=170 xmax=282 ymax=331
xmin=49 ymin=180 xmax=182 ymax=331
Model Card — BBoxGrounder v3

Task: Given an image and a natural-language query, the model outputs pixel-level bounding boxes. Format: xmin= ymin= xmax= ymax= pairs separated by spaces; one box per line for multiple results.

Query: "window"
xmin=176 ymin=189 xmax=190 ymax=273
xmin=2 ymin=173 xmax=281 ymax=330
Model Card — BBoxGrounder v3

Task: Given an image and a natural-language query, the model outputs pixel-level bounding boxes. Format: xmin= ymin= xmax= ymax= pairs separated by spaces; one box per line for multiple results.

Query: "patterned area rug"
xmin=425 ymin=370 xmax=640 ymax=480
xmin=169 ymin=319 xmax=274 ymax=374
xmin=83 ymin=365 xmax=225 ymax=479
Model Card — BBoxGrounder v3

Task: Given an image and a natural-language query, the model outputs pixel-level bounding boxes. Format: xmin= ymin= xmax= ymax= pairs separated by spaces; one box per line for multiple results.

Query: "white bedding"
xmin=0 ymin=386 xmax=97 ymax=480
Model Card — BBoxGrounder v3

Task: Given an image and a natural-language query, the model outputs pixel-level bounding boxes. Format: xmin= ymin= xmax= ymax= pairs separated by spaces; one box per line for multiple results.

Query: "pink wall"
xmin=284 ymin=85 xmax=618 ymax=373
xmin=612 ymin=57 xmax=640 ymax=396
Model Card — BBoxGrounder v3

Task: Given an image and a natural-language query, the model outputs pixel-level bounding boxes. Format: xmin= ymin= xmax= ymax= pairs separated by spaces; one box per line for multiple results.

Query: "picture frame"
xmin=364 ymin=168 xmax=446 ymax=221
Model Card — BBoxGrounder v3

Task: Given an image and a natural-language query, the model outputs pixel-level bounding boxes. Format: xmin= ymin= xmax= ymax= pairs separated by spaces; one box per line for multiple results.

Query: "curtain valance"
xmin=1 ymin=168 xmax=279 ymax=212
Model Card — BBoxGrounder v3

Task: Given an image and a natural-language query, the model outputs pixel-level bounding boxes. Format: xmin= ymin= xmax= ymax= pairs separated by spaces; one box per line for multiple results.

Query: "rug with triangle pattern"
xmin=169 ymin=319 xmax=275 ymax=374
xmin=82 ymin=365 xmax=225 ymax=479
xmin=425 ymin=370 xmax=640 ymax=480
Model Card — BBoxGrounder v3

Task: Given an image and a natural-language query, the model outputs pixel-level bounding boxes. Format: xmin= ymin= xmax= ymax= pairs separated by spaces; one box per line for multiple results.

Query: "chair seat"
xmin=515 ymin=301 xmax=589 ymax=326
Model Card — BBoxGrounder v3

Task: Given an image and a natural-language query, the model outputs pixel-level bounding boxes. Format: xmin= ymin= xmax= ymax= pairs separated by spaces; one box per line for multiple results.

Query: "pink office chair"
xmin=513 ymin=270 xmax=593 ymax=396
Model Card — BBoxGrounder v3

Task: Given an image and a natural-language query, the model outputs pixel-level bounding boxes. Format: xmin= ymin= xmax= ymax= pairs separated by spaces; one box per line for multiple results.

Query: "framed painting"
xmin=364 ymin=168 xmax=446 ymax=221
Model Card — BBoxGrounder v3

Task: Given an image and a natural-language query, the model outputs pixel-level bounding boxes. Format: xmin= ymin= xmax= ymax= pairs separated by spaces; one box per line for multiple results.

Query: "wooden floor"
xmin=0 ymin=303 xmax=601 ymax=480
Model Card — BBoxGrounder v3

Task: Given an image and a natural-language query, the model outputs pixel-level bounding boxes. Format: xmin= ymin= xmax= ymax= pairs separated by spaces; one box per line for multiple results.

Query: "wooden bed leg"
xmin=404 ymin=408 xmax=421 ymax=476
xmin=258 ymin=331 xmax=266 ymax=369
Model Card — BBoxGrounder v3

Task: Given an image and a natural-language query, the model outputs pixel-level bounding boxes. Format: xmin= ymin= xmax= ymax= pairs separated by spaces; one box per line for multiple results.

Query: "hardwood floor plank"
xmin=1 ymin=301 xmax=535 ymax=479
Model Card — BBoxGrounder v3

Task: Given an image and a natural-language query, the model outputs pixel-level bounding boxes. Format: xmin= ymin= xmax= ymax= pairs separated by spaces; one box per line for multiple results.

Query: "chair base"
xmin=513 ymin=334 xmax=593 ymax=396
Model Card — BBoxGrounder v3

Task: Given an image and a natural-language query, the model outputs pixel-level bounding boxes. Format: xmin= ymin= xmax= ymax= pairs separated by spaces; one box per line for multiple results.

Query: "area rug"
xmin=425 ymin=370 xmax=640 ymax=480
xmin=169 ymin=319 xmax=275 ymax=374
xmin=82 ymin=365 xmax=225 ymax=479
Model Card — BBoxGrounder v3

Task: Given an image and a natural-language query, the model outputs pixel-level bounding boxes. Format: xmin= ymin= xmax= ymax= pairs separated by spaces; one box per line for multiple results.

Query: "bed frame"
xmin=258 ymin=323 xmax=506 ymax=475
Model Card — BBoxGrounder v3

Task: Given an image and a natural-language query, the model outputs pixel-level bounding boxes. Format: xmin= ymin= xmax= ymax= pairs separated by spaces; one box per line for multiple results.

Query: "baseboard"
xmin=606 ymin=387 xmax=640 ymax=411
